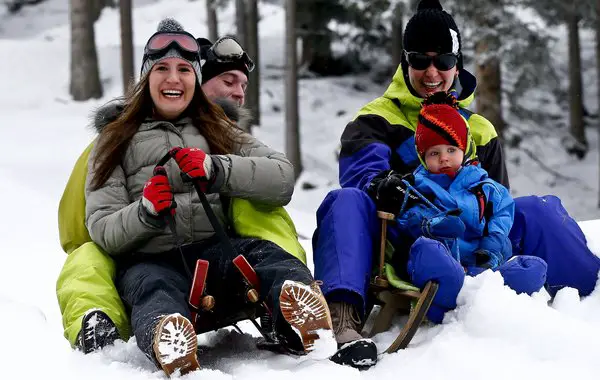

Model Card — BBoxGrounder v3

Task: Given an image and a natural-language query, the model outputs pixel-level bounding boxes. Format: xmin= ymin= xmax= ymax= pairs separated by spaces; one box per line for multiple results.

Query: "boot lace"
xmin=333 ymin=302 xmax=362 ymax=335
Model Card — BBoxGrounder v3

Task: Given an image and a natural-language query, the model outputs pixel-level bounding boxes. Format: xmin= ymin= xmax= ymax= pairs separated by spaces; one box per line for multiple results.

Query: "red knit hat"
xmin=415 ymin=92 xmax=469 ymax=158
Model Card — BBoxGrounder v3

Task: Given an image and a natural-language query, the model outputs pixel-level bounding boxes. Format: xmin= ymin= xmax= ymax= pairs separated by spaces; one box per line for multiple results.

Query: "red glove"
xmin=141 ymin=166 xmax=176 ymax=216
xmin=170 ymin=147 xmax=214 ymax=191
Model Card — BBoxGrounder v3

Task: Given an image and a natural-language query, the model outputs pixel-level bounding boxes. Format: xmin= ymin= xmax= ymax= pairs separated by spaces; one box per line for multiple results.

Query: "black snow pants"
xmin=115 ymin=237 xmax=314 ymax=361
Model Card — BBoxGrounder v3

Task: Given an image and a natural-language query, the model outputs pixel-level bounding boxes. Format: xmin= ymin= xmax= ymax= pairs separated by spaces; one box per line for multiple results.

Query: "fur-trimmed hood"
xmin=91 ymin=97 xmax=253 ymax=133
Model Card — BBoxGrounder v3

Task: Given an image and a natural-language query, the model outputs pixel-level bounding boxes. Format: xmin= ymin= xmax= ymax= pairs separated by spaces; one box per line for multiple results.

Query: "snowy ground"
xmin=2 ymin=1 xmax=600 ymax=379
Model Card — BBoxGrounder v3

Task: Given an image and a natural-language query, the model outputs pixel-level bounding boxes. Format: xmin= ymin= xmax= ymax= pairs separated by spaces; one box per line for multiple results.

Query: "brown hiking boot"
xmin=329 ymin=301 xmax=378 ymax=369
xmin=329 ymin=301 xmax=363 ymax=344
xmin=279 ymin=280 xmax=333 ymax=352
xmin=152 ymin=314 xmax=200 ymax=377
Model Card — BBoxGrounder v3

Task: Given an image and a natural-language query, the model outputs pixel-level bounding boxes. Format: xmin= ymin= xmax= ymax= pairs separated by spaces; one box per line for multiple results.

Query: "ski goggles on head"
xmin=404 ymin=50 xmax=459 ymax=71
xmin=144 ymin=31 xmax=200 ymax=57
xmin=204 ymin=36 xmax=255 ymax=72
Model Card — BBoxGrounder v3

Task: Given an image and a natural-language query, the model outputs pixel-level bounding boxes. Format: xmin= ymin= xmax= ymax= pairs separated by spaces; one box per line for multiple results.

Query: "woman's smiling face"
xmin=149 ymin=57 xmax=196 ymax=120
xmin=408 ymin=52 xmax=458 ymax=98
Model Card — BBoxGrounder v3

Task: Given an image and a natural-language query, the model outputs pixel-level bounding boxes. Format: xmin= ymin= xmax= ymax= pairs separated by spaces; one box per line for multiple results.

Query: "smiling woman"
xmin=406 ymin=51 xmax=458 ymax=98
xmin=149 ymin=58 xmax=197 ymax=119
xmin=80 ymin=17 xmax=333 ymax=377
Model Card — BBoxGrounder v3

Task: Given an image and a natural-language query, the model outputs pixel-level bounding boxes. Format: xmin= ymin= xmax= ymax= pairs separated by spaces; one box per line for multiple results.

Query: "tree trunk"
xmin=206 ymin=0 xmax=219 ymax=43
xmin=235 ymin=0 xmax=247 ymax=48
xmin=297 ymin=1 xmax=332 ymax=74
xmin=474 ymin=11 xmax=504 ymax=138
xmin=70 ymin=0 xmax=103 ymax=101
xmin=567 ymin=8 xmax=587 ymax=158
xmin=90 ymin=0 xmax=114 ymax=22
xmin=299 ymin=26 xmax=331 ymax=73
xmin=285 ymin=0 xmax=301 ymax=179
xmin=245 ymin=0 xmax=260 ymax=129
xmin=391 ymin=3 xmax=404 ymax=69
xmin=596 ymin=0 xmax=600 ymax=207
xmin=119 ymin=0 xmax=134 ymax=94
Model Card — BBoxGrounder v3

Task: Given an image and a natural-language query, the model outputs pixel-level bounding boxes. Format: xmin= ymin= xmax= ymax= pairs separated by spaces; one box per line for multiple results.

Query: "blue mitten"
xmin=498 ymin=256 xmax=548 ymax=295
xmin=421 ymin=209 xmax=465 ymax=240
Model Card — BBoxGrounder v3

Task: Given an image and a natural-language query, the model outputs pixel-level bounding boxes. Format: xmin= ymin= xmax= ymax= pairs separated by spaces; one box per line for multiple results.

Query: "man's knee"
xmin=318 ymin=188 xmax=374 ymax=214
xmin=514 ymin=195 xmax=567 ymax=220
xmin=314 ymin=187 xmax=378 ymax=249
xmin=57 ymin=242 xmax=116 ymax=294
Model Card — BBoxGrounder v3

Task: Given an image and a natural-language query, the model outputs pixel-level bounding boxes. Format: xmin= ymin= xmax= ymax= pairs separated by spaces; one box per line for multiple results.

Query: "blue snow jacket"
xmin=397 ymin=164 xmax=514 ymax=268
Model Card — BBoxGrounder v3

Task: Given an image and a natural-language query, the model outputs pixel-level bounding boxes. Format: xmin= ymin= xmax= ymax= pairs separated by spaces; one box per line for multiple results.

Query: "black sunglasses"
xmin=404 ymin=51 xmax=459 ymax=71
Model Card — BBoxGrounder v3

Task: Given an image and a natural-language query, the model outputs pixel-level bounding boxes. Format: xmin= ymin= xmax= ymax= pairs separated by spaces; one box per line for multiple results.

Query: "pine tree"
xmin=521 ymin=0 xmax=591 ymax=158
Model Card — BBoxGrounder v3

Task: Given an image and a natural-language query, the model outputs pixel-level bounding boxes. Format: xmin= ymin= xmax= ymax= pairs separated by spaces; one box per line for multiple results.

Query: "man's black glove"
xmin=367 ymin=170 xmax=421 ymax=214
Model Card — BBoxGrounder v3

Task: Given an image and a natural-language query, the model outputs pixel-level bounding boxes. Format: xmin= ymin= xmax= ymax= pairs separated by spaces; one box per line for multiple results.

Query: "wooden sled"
xmin=363 ymin=211 xmax=439 ymax=353
xmin=187 ymin=254 xmax=283 ymax=351
xmin=152 ymin=154 xmax=282 ymax=349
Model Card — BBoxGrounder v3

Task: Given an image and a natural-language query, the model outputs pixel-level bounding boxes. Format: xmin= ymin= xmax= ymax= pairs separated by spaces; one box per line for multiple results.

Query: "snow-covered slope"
xmin=1 ymin=1 xmax=600 ymax=379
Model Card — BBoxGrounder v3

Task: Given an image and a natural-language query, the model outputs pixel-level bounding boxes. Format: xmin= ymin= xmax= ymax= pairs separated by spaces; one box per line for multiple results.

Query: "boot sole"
xmin=279 ymin=281 xmax=333 ymax=352
xmin=153 ymin=314 xmax=200 ymax=377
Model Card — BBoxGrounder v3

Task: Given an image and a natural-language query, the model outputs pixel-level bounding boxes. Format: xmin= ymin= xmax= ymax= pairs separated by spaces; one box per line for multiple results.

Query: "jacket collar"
xmin=415 ymin=164 xmax=488 ymax=191
xmin=139 ymin=116 xmax=193 ymax=133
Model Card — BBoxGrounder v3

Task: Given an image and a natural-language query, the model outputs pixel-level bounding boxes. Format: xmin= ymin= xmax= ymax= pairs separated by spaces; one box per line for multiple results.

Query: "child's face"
xmin=424 ymin=144 xmax=464 ymax=175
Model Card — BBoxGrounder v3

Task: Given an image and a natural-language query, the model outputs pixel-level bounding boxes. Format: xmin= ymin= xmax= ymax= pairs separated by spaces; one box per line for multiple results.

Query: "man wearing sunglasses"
xmin=56 ymin=26 xmax=279 ymax=354
xmin=314 ymin=0 xmax=600 ymax=370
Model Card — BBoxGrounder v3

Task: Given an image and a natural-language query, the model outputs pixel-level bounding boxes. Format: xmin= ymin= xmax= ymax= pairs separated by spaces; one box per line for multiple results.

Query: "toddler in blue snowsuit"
xmin=373 ymin=92 xmax=548 ymax=323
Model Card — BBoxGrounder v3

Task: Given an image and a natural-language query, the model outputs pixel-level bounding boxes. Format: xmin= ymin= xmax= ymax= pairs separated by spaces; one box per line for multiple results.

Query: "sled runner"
xmin=364 ymin=211 xmax=439 ymax=353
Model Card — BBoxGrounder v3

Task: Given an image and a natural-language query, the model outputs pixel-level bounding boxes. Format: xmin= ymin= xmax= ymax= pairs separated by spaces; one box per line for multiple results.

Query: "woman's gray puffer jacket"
xmin=85 ymin=106 xmax=295 ymax=256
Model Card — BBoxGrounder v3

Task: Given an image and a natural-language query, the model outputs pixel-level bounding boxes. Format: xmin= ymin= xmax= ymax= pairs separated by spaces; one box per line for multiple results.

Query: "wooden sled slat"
xmin=385 ymin=280 xmax=438 ymax=353
xmin=366 ymin=290 xmax=411 ymax=337
xmin=233 ymin=255 xmax=260 ymax=289
xmin=189 ymin=259 xmax=211 ymax=325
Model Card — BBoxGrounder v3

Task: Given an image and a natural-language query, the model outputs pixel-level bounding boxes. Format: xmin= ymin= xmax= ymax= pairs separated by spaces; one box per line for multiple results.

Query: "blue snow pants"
xmin=313 ymin=189 xmax=600 ymax=318
xmin=509 ymin=195 xmax=600 ymax=296
xmin=409 ymin=237 xmax=547 ymax=323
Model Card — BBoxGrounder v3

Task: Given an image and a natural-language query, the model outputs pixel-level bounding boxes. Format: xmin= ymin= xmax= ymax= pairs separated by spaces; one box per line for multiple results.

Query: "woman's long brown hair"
xmin=90 ymin=74 xmax=241 ymax=190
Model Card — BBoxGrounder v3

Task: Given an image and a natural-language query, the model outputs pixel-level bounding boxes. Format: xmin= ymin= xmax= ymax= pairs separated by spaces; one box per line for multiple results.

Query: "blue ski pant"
xmin=408 ymin=237 xmax=547 ymax=323
xmin=508 ymin=195 xmax=600 ymax=296
xmin=313 ymin=189 xmax=600 ymax=318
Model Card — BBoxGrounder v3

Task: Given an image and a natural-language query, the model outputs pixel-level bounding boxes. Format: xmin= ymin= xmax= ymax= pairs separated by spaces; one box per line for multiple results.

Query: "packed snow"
xmin=1 ymin=1 xmax=600 ymax=379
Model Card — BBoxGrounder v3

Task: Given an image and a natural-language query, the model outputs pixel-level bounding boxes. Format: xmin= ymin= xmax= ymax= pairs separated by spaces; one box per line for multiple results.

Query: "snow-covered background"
xmin=2 ymin=0 xmax=600 ymax=379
